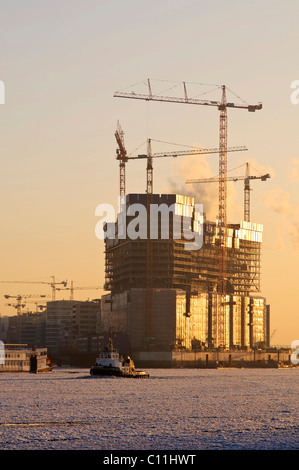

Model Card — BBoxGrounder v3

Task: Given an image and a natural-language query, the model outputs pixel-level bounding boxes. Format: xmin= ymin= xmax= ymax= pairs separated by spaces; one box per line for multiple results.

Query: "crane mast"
xmin=244 ymin=162 xmax=250 ymax=222
xmin=218 ymin=85 xmax=228 ymax=347
xmin=146 ymin=138 xmax=153 ymax=194
xmin=146 ymin=139 xmax=153 ymax=339
xmin=115 ymin=121 xmax=128 ymax=199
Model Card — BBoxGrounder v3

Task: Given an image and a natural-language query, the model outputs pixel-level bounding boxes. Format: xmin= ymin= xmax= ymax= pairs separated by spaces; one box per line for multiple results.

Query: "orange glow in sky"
xmin=0 ymin=1 xmax=298 ymax=346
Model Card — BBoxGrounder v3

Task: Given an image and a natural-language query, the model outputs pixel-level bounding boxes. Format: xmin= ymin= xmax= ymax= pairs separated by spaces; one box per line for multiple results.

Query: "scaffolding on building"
xmin=103 ymin=193 xmax=266 ymax=350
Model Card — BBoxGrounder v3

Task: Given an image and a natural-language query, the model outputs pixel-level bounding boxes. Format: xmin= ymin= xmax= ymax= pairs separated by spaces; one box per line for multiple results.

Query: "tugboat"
xmin=90 ymin=338 xmax=149 ymax=378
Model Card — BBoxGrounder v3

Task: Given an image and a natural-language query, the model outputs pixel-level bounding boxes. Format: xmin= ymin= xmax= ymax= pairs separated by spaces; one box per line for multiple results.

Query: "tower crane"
xmin=114 ymin=79 xmax=262 ymax=348
xmin=186 ymin=162 xmax=271 ymax=221
xmin=115 ymin=125 xmax=247 ymax=196
xmin=6 ymin=300 xmax=47 ymax=314
xmin=0 ymin=277 xmax=67 ymax=301
xmin=130 ymin=139 xmax=248 ymax=195
xmin=56 ymin=281 xmax=101 ymax=301
xmin=4 ymin=294 xmax=50 ymax=315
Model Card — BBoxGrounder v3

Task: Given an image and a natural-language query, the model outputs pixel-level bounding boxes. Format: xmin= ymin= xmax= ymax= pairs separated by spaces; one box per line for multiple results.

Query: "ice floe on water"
xmin=0 ymin=368 xmax=298 ymax=450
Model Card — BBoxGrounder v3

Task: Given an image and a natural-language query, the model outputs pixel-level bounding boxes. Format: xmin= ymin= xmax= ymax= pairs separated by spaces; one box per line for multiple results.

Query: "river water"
xmin=0 ymin=367 xmax=298 ymax=450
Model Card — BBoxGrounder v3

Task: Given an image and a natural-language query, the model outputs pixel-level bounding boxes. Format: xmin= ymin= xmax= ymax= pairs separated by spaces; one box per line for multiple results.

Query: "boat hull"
xmin=90 ymin=366 xmax=123 ymax=377
xmin=90 ymin=366 xmax=149 ymax=378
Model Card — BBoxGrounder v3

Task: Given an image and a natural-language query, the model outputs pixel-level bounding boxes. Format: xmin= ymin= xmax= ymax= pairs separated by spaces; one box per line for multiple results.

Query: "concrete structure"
xmin=101 ymin=288 xmax=268 ymax=352
xmin=133 ymin=348 xmax=293 ymax=368
xmin=102 ymin=193 xmax=270 ymax=355
xmin=0 ymin=312 xmax=46 ymax=347
xmin=45 ymin=300 xmax=101 ymax=356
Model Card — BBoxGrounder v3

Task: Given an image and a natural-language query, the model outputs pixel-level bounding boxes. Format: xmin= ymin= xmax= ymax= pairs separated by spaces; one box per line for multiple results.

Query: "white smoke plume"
xmin=165 ymin=154 xmax=248 ymax=222
xmin=264 ymin=186 xmax=299 ymax=252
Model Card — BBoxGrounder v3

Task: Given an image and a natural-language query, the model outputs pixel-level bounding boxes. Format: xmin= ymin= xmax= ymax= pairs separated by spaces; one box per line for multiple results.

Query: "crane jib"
xmin=114 ymin=92 xmax=262 ymax=112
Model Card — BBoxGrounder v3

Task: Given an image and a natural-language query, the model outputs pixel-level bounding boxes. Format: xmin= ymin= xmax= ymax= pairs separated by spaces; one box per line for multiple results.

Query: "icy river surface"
xmin=0 ymin=368 xmax=298 ymax=450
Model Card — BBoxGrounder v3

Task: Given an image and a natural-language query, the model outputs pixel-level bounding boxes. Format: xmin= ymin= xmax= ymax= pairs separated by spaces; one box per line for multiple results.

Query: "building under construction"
xmin=100 ymin=81 xmax=272 ymax=364
xmin=101 ymin=193 xmax=269 ymax=356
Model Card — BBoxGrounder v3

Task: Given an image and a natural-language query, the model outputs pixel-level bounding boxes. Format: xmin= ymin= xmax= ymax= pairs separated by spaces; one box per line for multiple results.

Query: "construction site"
xmin=1 ymin=80 xmax=291 ymax=368
xmin=100 ymin=80 xmax=281 ymax=368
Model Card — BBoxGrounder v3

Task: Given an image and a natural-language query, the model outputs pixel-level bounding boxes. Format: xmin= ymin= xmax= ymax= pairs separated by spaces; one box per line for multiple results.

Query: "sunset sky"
xmin=0 ymin=0 xmax=298 ymax=346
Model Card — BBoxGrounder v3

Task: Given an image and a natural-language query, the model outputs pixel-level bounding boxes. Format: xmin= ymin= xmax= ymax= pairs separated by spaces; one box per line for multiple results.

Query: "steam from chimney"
xmin=164 ymin=154 xmax=242 ymax=222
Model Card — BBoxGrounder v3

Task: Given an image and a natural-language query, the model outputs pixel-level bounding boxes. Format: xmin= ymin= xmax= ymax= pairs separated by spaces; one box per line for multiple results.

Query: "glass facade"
xmin=102 ymin=289 xmax=268 ymax=351
xmin=103 ymin=193 xmax=268 ymax=351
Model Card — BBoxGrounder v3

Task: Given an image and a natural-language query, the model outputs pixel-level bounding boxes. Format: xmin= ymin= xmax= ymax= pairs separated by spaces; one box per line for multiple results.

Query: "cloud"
xmin=262 ymin=157 xmax=299 ymax=251
xmin=289 ymin=219 xmax=299 ymax=249
xmin=264 ymin=186 xmax=299 ymax=251
xmin=265 ymin=187 xmax=292 ymax=214
xmin=289 ymin=157 xmax=299 ymax=182
xmin=164 ymin=154 xmax=275 ymax=223
xmin=166 ymin=155 xmax=217 ymax=216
